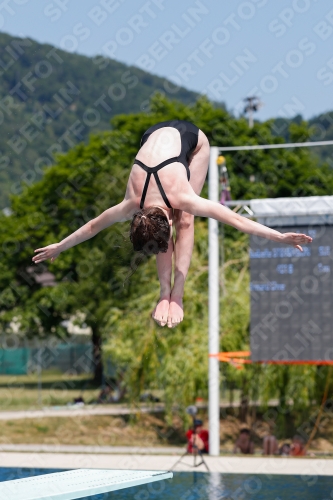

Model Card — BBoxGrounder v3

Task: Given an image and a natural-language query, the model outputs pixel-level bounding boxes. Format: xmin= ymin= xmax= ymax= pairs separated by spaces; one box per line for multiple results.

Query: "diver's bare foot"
xmin=152 ymin=297 xmax=170 ymax=327
xmin=167 ymin=296 xmax=184 ymax=328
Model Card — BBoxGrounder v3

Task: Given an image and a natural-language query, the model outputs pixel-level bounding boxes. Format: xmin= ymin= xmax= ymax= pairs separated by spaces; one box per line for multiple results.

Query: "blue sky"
xmin=1 ymin=0 xmax=333 ymax=120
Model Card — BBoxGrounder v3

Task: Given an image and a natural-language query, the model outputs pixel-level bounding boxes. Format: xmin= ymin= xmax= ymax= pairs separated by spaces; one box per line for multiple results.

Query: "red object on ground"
xmin=290 ymin=442 xmax=306 ymax=456
xmin=186 ymin=429 xmax=209 ymax=454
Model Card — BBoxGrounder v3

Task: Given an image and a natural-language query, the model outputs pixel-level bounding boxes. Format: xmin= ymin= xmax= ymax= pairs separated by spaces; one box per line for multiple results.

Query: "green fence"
xmin=0 ymin=348 xmax=29 ymax=375
xmin=0 ymin=343 xmax=93 ymax=375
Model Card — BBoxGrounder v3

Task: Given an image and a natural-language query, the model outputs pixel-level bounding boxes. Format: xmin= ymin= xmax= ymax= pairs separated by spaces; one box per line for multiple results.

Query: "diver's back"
xmin=136 ymin=127 xmax=181 ymax=167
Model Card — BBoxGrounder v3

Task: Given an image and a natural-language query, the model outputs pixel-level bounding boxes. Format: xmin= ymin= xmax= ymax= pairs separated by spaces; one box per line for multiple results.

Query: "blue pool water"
xmin=1 ymin=467 xmax=333 ymax=499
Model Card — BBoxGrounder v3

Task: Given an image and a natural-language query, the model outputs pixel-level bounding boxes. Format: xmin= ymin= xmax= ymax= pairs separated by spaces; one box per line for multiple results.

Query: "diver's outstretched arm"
xmin=32 ymin=199 xmax=134 ymax=264
xmin=178 ymin=191 xmax=312 ymax=250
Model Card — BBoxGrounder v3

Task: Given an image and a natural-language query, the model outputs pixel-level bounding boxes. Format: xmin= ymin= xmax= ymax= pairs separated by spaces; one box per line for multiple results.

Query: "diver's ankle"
xmin=170 ymin=292 xmax=183 ymax=302
xmin=159 ymin=291 xmax=171 ymax=301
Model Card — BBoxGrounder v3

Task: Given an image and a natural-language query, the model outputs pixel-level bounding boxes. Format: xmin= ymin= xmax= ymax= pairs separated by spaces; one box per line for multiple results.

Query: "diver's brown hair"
xmin=130 ymin=207 xmax=170 ymax=255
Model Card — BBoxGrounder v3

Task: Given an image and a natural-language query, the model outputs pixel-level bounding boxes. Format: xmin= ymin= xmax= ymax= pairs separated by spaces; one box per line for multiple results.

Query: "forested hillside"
xmin=0 ymin=32 xmax=199 ymax=208
xmin=1 ymin=30 xmax=332 ymax=210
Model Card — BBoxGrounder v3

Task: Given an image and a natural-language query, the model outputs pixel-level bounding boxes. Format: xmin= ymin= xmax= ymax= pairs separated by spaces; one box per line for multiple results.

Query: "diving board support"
xmin=0 ymin=469 xmax=173 ymax=500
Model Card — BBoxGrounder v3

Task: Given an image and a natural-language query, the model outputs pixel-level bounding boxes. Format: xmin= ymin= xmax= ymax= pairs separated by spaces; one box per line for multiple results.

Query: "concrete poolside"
xmin=0 ymin=445 xmax=332 ymax=475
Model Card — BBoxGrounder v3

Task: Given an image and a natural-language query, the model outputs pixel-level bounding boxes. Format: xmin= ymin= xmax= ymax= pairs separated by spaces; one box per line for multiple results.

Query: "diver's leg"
xmin=167 ymin=211 xmax=194 ymax=328
xmin=168 ymin=131 xmax=210 ymax=328
xmin=152 ymin=234 xmax=174 ymax=327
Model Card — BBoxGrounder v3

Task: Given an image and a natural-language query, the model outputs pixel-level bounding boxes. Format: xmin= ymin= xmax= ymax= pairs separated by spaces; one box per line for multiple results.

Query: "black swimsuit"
xmin=135 ymin=120 xmax=199 ymax=209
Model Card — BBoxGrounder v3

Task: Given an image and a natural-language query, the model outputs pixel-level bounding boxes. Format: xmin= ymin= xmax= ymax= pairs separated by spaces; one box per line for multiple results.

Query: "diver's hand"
xmin=280 ymin=232 xmax=312 ymax=252
xmin=32 ymin=243 xmax=61 ymax=264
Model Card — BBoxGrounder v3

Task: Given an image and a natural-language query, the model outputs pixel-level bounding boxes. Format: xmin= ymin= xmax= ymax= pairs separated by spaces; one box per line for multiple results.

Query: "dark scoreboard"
xmin=250 ymin=225 xmax=333 ymax=362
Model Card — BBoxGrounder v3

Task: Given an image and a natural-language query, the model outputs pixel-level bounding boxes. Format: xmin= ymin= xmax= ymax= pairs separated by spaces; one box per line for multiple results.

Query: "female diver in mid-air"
xmin=32 ymin=120 xmax=312 ymax=328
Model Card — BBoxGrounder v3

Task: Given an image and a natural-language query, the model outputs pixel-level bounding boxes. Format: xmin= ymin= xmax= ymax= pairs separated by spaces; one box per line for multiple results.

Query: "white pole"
xmin=208 ymin=146 xmax=220 ymax=456
xmin=248 ymin=108 xmax=253 ymax=129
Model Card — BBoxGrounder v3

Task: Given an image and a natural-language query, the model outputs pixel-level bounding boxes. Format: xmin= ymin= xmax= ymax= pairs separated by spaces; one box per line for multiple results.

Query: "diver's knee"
xmin=175 ymin=212 xmax=194 ymax=231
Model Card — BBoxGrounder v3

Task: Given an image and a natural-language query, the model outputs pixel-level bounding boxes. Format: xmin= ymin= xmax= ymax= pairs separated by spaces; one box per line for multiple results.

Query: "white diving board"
xmin=0 ymin=468 xmax=173 ymax=500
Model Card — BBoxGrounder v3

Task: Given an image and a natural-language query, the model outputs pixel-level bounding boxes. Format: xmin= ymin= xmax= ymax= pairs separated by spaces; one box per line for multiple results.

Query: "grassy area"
xmin=1 ymin=373 xmax=333 ymax=454
xmin=0 ymin=413 xmax=332 ymax=454
xmin=0 ymin=414 xmax=183 ymax=447
xmin=0 ymin=373 xmax=100 ymax=410
xmin=0 ymin=372 xmax=243 ymax=412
